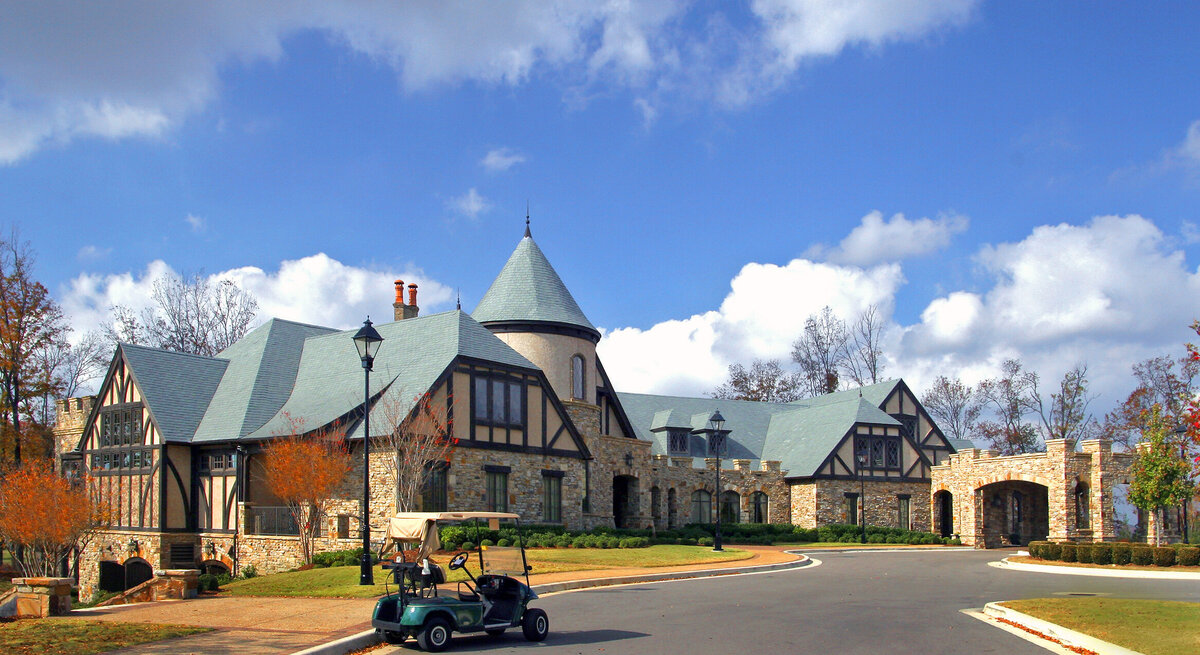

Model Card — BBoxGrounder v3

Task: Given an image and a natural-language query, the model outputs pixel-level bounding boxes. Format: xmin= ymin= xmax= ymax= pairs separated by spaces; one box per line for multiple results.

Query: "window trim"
xmin=472 ymin=374 xmax=525 ymax=428
xmin=542 ymin=472 xmax=563 ymax=522
xmin=854 ymin=435 xmax=903 ymax=472
xmin=486 ymin=469 xmax=509 ymax=512
xmin=571 ymin=354 xmax=586 ymax=401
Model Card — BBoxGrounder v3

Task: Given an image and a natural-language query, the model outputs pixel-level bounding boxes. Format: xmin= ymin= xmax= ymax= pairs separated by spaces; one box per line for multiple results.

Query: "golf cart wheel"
xmin=382 ymin=630 xmax=407 ymax=644
xmin=521 ymin=608 xmax=548 ymax=642
xmin=417 ymin=616 xmax=453 ymax=652
xmin=485 ymin=627 xmax=506 ymax=637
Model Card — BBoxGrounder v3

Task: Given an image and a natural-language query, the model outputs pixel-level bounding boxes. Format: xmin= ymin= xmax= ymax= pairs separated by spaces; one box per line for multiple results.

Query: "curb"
xmin=291 ymin=553 xmax=814 ymax=654
xmin=982 ymin=602 xmax=1144 ymax=655
xmin=994 ymin=557 xmax=1200 ymax=580
xmin=795 ymin=546 xmax=975 ymax=554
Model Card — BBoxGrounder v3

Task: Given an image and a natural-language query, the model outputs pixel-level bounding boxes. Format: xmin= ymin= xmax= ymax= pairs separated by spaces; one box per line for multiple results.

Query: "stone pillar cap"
xmin=13 ymin=577 xmax=73 ymax=585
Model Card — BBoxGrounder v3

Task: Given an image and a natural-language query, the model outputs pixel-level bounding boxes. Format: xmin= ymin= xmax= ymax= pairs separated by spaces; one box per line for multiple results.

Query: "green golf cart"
xmin=370 ymin=511 xmax=549 ymax=652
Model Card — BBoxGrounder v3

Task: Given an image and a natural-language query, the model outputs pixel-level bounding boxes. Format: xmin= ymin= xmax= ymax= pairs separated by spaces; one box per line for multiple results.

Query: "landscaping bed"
xmin=0 ymin=617 xmax=210 ymax=655
xmin=1025 ymin=541 xmax=1200 ymax=569
xmin=1000 ymin=598 xmax=1200 ymax=655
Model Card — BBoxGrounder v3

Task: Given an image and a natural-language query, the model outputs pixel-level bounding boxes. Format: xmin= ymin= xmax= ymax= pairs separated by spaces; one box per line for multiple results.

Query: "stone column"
xmin=13 ymin=577 xmax=73 ymax=617
xmin=1045 ymin=439 xmax=1071 ymax=542
xmin=155 ymin=569 xmax=200 ymax=600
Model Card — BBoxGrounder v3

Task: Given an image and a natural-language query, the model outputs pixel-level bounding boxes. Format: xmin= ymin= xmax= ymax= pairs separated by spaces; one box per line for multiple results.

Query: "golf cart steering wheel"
xmin=448 ymin=551 xmax=470 ymax=570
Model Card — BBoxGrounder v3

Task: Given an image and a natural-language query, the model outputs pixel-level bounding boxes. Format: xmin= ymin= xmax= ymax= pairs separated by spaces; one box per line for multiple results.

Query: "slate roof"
xmin=472 ymin=235 xmax=599 ymax=338
xmin=119 ymin=344 xmax=228 ymax=444
xmin=618 ymin=389 xmax=903 ymax=478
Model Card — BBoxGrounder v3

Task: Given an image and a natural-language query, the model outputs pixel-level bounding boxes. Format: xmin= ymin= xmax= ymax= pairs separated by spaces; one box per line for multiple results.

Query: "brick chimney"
xmin=403 ymin=284 xmax=419 ymax=320
xmin=393 ymin=280 xmax=405 ymax=321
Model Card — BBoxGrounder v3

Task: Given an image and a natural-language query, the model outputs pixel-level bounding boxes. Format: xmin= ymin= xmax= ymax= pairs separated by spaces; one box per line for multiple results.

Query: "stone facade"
xmin=788 ymin=479 xmax=931 ymax=531
xmin=648 ymin=455 xmax=791 ymax=528
xmin=52 ymin=396 xmax=94 ymax=471
xmin=931 ymin=439 xmax=1138 ymax=547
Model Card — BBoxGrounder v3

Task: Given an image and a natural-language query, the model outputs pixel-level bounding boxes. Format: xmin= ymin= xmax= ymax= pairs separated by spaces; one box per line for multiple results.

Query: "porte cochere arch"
xmin=931 ymin=439 xmax=1139 ymax=547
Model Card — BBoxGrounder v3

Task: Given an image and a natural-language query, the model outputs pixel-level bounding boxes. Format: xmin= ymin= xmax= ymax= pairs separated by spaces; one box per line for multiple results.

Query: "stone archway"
xmin=933 ymin=490 xmax=954 ymax=538
xmin=612 ymin=475 xmax=639 ymax=529
xmin=98 ymin=561 xmax=125 ymax=593
xmin=125 ymin=558 xmax=154 ymax=589
xmin=667 ymin=488 xmax=678 ymax=529
xmin=977 ymin=480 xmax=1048 ymax=548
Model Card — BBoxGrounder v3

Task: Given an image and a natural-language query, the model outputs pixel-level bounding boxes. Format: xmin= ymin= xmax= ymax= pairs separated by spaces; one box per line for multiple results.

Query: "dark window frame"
xmin=486 ymin=469 xmax=509 ymax=512
xmin=667 ymin=429 xmax=689 ymax=455
xmin=542 ymin=472 xmax=563 ymax=522
xmin=854 ymin=435 xmax=903 ymax=472
xmin=472 ymin=373 xmax=525 ymax=428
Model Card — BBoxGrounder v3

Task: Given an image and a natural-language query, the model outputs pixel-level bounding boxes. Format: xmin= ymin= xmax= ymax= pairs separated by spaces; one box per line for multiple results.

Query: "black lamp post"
xmin=856 ymin=449 xmax=868 ymax=544
xmin=353 ymin=318 xmax=383 ymax=586
xmin=708 ymin=410 xmax=726 ymax=552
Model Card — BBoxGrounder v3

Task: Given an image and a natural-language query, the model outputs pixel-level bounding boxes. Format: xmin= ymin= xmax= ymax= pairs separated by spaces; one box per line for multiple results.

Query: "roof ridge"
xmin=120 ymin=342 xmax=229 ymax=363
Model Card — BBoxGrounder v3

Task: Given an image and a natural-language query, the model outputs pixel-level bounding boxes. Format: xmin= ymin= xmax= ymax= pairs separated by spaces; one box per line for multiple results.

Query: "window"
xmin=422 ymin=463 xmax=448 ymax=512
xmin=571 ymin=354 xmax=585 ymax=400
xmin=542 ymin=472 xmax=563 ymax=522
xmin=854 ymin=436 xmax=902 ymax=471
xmin=844 ymin=493 xmax=859 ymax=525
xmin=101 ymin=407 xmax=142 ymax=446
xmin=691 ymin=490 xmax=711 ymax=524
xmin=897 ymin=495 xmax=911 ymax=530
xmin=892 ymin=414 xmax=917 ymax=441
xmin=336 ymin=514 xmax=351 ymax=539
xmin=198 ymin=450 xmax=235 ymax=474
xmin=667 ymin=430 xmax=689 ymax=455
xmin=720 ymin=491 xmax=740 ymax=524
xmin=1075 ymin=482 xmax=1090 ymax=530
xmin=750 ymin=491 xmax=768 ymax=523
xmin=708 ymin=432 xmax=726 ymax=457
xmin=473 ymin=375 xmax=523 ymax=426
xmin=486 ymin=467 xmax=509 ymax=512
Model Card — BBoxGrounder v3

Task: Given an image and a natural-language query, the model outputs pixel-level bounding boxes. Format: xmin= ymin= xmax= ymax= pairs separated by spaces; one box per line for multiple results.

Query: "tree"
xmin=261 ymin=416 xmax=351 ymax=565
xmin=0 ymin=459 xmax=105 ymax=577
xmin=31 ymin=330 xmax=109 ymax=426
xmin=377 ymin=392 xmax=457 ymax=513
xmin=1128 ymin=405 xmax=1195 ymax=546
xmin=0 ymin=232 xmax=68 ymax=466
xmin=921 ymin=375 xmax=982 ymax=442
xmin=1105 ymin=354 xmax=1198 ymax=450
xmin=976 ymin=359 xmax=1041 ymax=455
xmin=711 ymin=359 xmax=805 ymax=403
xmin=105 ymin=273 xmax=258 ymax=357
xmin=1030 ymin=362 xmax=1099 ymax=443
xmin=791 ymin=306 xmax=849 ymax=397
xmin=841 ymin=304 xmax=887 ymax=387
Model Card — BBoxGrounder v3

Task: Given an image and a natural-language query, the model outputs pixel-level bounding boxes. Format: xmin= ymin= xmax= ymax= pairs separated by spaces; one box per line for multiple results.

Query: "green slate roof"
xmin=618 ymin=389 xmax=903 ymax=478
xmin=119 ymin=344 xmax=228 ymax=444
xmin=472 ymin=235 xmax=599 ymax=338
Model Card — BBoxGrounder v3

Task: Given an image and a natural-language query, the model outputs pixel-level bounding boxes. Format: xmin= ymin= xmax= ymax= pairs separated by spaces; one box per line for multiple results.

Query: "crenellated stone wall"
xmin=53 ymin=395 xmax=95 ymax=470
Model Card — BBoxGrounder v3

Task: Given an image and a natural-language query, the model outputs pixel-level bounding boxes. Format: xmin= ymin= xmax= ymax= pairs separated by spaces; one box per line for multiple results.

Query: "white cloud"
xmin=0 ymin=1 xmax=978 ymax=163
xmin=1173 ymin=119 xmax=1200 ymax=166
xmin=185 ymin=213 xmax=206 ymax=233
xmin=1183 ymin=220 xmax=1200 ymax=245
xmin=76 ymin=245 xmax=112 ymax=262
xmin=480 ymin=148 xmax=526 ymax=172
xmin=58 ymin=254 xmax=454 ymax=341
xmin=446 ymin=188 xmax=492 ymax=220
xmin=807 ymin=210 xmax=968 ymax=265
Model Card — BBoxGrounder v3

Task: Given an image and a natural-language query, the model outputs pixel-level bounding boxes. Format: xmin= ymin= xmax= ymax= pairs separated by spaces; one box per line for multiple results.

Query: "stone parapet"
xmin=13 ymin=577 xmax=73 ymax=617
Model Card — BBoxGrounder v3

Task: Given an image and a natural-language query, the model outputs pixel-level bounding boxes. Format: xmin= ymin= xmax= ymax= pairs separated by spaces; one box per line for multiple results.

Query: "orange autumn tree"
xmin=378 ymin=392 xmax=457 ymax=513
xmin=261 ymin=415 xmax=351 ymax=565
xmin=0 ymin=458 xmax=105 ymax=577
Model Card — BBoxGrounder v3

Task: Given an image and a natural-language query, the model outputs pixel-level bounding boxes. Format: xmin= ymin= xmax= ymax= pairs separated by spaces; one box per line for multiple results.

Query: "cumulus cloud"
xmin=807 ymin=210 xmax=968 ymax=265
xmin=480 ymin=148 xmax=526 ymax=172
xmin=185 ymin=213 xmax=206 ymax=233
xmin=0 ymin=1 xmax=978 ymax=163
xmin=76 ymin=245 xmax=112 ymax=263
xmin=58 ymin=253 xmax=454 ymax=341
xmin=446 ymin=188 xmax=492 ymax=220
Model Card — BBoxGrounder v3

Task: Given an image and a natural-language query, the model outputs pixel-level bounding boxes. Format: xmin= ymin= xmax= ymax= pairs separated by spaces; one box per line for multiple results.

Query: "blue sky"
xmin=2 ymin=1 xmax=1198 ymax=406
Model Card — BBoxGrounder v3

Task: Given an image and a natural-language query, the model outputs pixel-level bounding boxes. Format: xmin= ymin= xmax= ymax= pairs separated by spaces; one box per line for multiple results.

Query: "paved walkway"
xmin=64 ymin=546 xmax=801 ymax=654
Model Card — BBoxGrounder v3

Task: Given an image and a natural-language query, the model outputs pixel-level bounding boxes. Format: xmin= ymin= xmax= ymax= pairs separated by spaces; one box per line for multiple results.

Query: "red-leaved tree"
xmin=0 ymin=458 xmax=106 ymax=577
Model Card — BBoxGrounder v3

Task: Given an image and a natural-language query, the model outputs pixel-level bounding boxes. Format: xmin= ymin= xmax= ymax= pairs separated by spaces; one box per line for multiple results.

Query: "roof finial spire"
xmin=524 ymin=200 xmax=531 ymax=238
xmin=456 ymin=289 xmax=461 ymax=310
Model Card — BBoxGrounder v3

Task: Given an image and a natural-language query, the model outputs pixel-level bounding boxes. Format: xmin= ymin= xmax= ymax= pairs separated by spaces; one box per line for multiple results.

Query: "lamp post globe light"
xmin=353 ymin=317 xmax=383 ymax=586
xmin=856 ymin=450 xmax=868 ymax=545
xmin=708 ymin=410 xmax=726 ymax=552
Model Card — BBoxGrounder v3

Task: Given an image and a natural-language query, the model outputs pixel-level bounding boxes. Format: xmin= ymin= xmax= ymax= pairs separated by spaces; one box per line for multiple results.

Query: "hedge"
xmin=1028 ymin=541 xmax=1200 ymax=568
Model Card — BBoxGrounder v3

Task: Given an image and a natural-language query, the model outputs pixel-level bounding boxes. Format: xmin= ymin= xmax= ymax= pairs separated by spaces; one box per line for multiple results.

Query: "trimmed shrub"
xmin=1153 ymin=547 xmax=1176 ymax=567
xmin=1043 ymin=542 xmax=1061 ymax=561
xmin=198 ymin=573 xmax=220 ymax=592
xmin=1111 ymin=543 xmax=1132 ymax=565
xmin=1176 ymin=547 xmax=1200 ymax=567
xmin=497 ymin=538 xmax=511 ymax=547
xmin=697 ymin=536 xmax=714 ymax=546
xmin=1131 ymin=546 xmax=1154 ymax=566
xmin=1059 ymin=543 xmax=1077 ymax=563
xmin=1091 ymin=544 xmax=1112 ymax=565
xmin=480 ymin=539 xmax=495 ymax=547
xmin=553 ymin=536 xmax=572 ymax=548
xmin=460 ymin=541 xmax=476 ymax=552
xmin=1075 ymin=543 xmax=1093 ymax=564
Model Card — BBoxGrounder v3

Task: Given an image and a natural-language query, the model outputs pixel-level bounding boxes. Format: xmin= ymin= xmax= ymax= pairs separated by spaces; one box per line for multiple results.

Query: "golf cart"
xmin=371 ymin=512 xmax=548 ymax=652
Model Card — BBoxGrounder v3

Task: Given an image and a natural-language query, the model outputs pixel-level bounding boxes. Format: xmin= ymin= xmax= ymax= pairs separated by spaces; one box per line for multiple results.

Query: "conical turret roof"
xmin=473 ymin=233 xmax=600 ymax=341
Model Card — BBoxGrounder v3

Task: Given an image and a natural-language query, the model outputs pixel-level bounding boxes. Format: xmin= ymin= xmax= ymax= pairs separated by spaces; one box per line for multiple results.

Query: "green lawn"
xmin=223 ymin=545 xmax=750 ymax=598
xmin=0 ymin=618 xmax=210 ymax=655
xmin=1001 ymin=598 xmax=1200 ymax=655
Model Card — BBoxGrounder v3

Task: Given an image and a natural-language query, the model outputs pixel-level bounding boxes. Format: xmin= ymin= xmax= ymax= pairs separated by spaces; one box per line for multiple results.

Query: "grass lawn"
xmin=1001 ymin=598 xmax=1200 ymax=655
xmin=0 ymin=618 xmax=210 ymax=655
xmin=223 ymin=545 xmax=750 ymax=598
xmin=779 ymin=542 xmax=954 ymax=548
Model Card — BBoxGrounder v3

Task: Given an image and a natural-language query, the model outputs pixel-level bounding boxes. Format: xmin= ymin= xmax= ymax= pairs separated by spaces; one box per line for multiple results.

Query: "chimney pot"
xmin=408 ymin=284 xmax=418 ymax=307
xmin=394 ymin=280 xmax=405 ymax=305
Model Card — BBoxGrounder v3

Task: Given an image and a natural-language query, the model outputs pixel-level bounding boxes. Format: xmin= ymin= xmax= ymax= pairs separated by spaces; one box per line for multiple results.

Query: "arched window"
xmin=651 ymin=486 xmax=662 ymax=520
xmin=750 ymin=491 xmax=768 ymax=523
xmin=691 ymin=489 xmax=711 ymax=524
xmin=1075 ymin=481 xmax=1090 ymax=530
xmin=720 ymin=491 xmax=740 ymax=524
xmin=571 ymin=354 xmax=585 ymax=400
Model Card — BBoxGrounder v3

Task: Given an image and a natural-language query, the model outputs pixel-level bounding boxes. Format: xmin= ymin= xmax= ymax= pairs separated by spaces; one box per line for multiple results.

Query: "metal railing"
xmin=246 ymin=506 xmax=299 ymax=536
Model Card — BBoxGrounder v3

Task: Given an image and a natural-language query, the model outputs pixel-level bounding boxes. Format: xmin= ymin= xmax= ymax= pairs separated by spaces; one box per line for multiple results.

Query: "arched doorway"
xmin=934 ymin=490 xmax=954 ymax=538
xmin=750 ymin=491 xmax=768 ymax=524
xmin=667 ymin=488 xmax=678 ymax=529
xmin=612 ymin=475 xmax=639 ymax=529
xmin=125 ymin=558 xmax=153 ymax=589
xmin=978 ymin=481 xmax=1049 ymax=547
xmin=720 ymin=491 xmax=740 ymax=524
xmin=650 ymin=486 xmax=662 ymax=527
xmin=202 ymin=560 xmax=230 ymax=576
xmin=98 ymin=561 xmax=125 ymax=593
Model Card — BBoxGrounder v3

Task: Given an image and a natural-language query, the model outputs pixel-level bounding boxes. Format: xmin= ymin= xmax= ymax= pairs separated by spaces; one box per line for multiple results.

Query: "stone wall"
xmin=53 ymin=395 xmax=94 ymax=470
xmin=648 ymin=455 xmax=790 ymax=529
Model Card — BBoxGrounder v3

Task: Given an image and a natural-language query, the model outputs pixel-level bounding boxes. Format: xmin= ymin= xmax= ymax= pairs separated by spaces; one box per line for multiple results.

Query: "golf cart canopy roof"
xmin=379 ymin=512 xmax=522 ymax=562
xmin=388 ymin=512 xmax=521 ymax=522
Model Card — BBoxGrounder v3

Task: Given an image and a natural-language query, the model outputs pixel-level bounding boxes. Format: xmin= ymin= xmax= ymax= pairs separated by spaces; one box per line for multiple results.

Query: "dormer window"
xmin=668 ymin=430 xmax=689 ymax=455
xmin=571 ymin=354 xmax=585 ymax=400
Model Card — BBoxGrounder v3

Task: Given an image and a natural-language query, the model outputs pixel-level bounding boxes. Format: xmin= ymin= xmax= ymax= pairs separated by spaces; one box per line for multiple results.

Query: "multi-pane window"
xmin=750 ymin=491 xmax=768 ymax=524
xmin=844 ymin=494 xmax=859 ymax=525
xmin=897 ymin=495 xmax=911 ymax=530
xmin=691 ymin=490 xmax=711 ymax=524
xmin=855 ymin=436 xmax=902 ymax=471
xmin=542 ymin=472 xmax=563 ymax=522
xmin=198 ymin=451 xmax=235 ymax=474
xmin=100 ymin=407 xmax=142 ymax=447
xmin=667 ymin=430 xmax=689 ymax=455
xmin=708 ymin=432 xmax=726 ymax=457
xmin=473 ymin=376 xmax=524 ymax=427
xmin=892 ymin=414 xmax=918 ymax=441
xmin=571 ymin=355 xmax=585 ymax=400
xmin=720 ymin=491 xmax=740 ymax=524
xmin=422 ymin=463 xmax=448 ymax=512
xmin=1074 ymin=482 xmax=1090 ymax=530
xmin=486 ymin=469 xmax=509 ymax=512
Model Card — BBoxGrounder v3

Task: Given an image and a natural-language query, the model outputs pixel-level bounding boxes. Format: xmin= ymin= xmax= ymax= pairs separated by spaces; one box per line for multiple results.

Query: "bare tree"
xmin=31 ymin=330 xmax=109 ymax=425
xmin=976 ymin=359 xmax=1041 ymax=455
xmin=1030 ymin=362 xmax=1098 ymax=443
xmin=377 ymin=392 xmax=457 ymax=513
xmin=105 ymin=273 xmax=258 ymax=356
xmin=841 ymin=304 xmax=887 ymax=386
xmin=1102 ymin=355 xmax=1197 ymax=450
xmin=712 ymin=359 xmax=805 ymax=403
xmin=921 ymin=375 xmax=982 ymax=442
xmin=791 ymin=306 xmax=849 ymax=396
